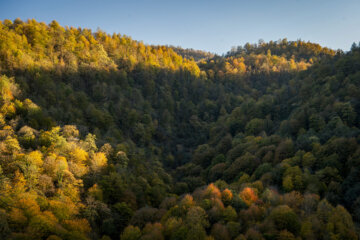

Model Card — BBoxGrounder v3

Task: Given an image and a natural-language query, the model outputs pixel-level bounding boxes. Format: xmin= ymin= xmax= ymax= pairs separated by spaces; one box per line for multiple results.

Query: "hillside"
xmin=169 ymin=46 xmax=215 ymax=62
xmin=0 ymin=18 xmax=359 ymax=240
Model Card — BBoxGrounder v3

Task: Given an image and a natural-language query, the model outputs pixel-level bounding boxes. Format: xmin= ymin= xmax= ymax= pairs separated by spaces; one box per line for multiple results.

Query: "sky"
xmin=1 ymin=0 xmax=359 ymax=54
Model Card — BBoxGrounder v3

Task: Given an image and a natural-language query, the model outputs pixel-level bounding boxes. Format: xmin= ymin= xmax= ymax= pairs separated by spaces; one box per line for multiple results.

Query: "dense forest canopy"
xmin=0 ymin=18 xmax=359 ymax=240
xmin=227 ymin=39 xmax=337 ymax=61
xmin=169 ymin=46 xmax=215 ymax=62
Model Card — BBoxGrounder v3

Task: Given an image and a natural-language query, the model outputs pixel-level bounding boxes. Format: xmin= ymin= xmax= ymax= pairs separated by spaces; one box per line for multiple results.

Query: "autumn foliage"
xmin=0 ymin=18 xmax=359 ymax=239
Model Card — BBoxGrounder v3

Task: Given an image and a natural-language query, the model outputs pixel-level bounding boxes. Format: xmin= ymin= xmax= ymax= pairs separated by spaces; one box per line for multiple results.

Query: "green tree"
xmin=120 ymin=225 xmax=142 ymax=240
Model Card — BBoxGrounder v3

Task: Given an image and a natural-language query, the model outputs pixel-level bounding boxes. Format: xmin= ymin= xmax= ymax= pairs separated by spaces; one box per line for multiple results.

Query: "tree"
xmin=90 ymin=152 xmax=107 ymax=172
xmin=327 ymin=205 xmax=357 ymax=240
xmin=282 ymin=166 xmax=303 ymax=192
xmin=302 ymin=152 xmax=316 ymax=169
xmin=245 ymin=118 xmax=265 ymax=135
xmin=62 ymin=125 xmax=79 ymax=140
xmin=211 ymin=223 xmax=230 ymax=240
xmin=274 ymin=139 xmax=294 ymax=162
xmin=223 ymin=206 xmax=237 ymax=222
xmin=226 ymin=221 xmax=241 ymax=239
xmin=141 ymin=222 xmax=164 ymax=240
xmin=221 ymin=189 xmax=233 ymax=206
xmin=82 ymin=133 xmax=98 ymax=153
xmin=239 ymin=187 xmax=258 ymax=206
xmin=164 ymin=217 xmax=183 ymax=239
xmin=186 ymin=206 xmax=209 ymax=228
xmin=120 ymin=225 xmax=141 ymax=240
xmin=245 ymin=228 xmax=264 ymax=240
xmin=268 ymin=205 xmax=300 ymax=235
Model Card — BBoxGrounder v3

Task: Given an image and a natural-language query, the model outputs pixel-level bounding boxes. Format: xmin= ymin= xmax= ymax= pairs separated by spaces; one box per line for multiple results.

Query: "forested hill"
xmin=0 ymin=18 xmax=359 ymax=240
xmin=169 ymin=46 xmax=215 ymax=61
xmin=226 ymin=39 xmax=337 ymax=61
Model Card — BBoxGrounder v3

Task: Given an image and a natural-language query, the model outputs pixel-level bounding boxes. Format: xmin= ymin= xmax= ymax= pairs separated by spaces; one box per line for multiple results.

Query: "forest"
xmin=0 ymin=18 xmax=359 ymax=240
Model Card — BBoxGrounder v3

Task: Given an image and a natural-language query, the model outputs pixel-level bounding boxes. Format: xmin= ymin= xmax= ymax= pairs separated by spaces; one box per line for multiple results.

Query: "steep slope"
xmin=0 ymin=18 xmax=359 ymax=240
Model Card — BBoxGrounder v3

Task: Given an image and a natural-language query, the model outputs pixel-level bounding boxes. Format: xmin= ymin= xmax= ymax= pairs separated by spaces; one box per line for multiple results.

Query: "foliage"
xmin=0 ymin=18 xmax=359 ymax=239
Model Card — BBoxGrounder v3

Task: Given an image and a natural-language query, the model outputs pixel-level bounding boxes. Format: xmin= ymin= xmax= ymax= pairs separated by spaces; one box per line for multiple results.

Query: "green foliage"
xmin=120 ymin=225 xmax=141 ymax=240
xmin=268 ymin=205 xmax=301 ymax=234
xmin=0 ymin=19 xmax=359 ymax=240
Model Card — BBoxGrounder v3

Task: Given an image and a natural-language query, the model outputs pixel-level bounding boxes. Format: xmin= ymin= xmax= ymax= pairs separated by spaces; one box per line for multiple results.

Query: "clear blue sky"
xmin=1 ymin=0 xmax=359 ymax=54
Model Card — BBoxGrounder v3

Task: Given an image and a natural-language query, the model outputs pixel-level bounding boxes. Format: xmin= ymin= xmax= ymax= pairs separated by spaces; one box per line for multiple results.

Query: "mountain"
xmin=0 ymin=18 xmax=359 ymax=240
